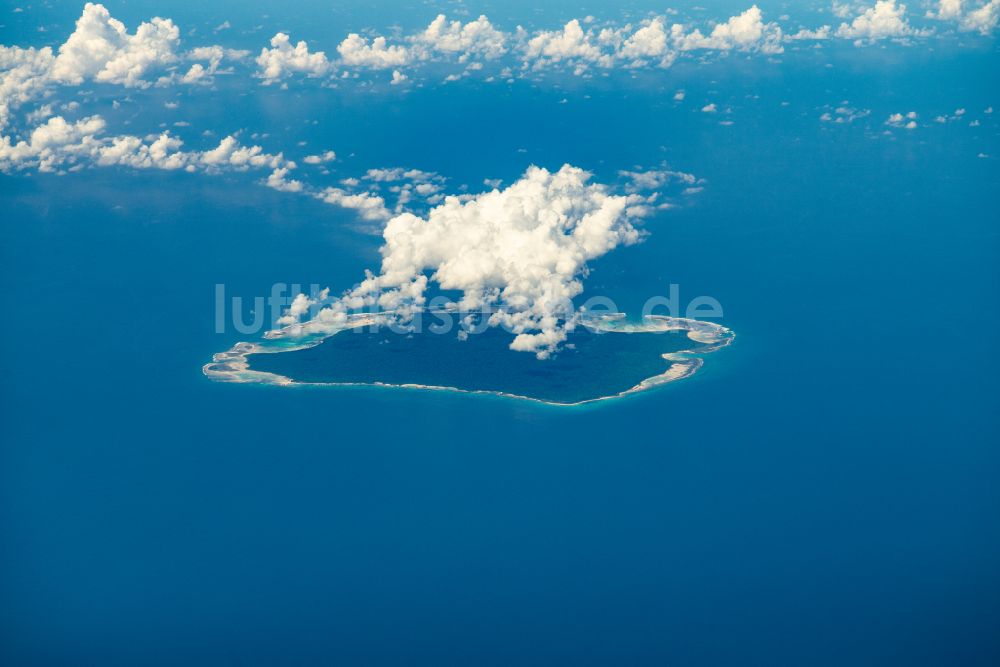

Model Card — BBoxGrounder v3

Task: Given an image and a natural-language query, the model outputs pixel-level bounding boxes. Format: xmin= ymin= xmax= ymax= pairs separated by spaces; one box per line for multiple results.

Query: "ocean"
xmin=1 ymin=1 xmax=999 ymax=664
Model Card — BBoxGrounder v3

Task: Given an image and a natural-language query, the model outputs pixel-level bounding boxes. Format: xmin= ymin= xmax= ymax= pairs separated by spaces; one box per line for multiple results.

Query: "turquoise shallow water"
xmin=1 ymin=2 xmax=999 ymax=665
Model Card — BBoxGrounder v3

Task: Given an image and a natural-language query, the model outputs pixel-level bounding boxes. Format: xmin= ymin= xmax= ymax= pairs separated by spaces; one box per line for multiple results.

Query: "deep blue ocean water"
xmin=2 ymin=2 xmax=1000 ymax=664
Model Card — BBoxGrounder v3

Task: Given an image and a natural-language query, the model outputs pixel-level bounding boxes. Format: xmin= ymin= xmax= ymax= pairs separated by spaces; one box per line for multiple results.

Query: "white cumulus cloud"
xmin=836 ymin=0 xmax=916 ymax=43
xmin=961 ymin=0 xmax=1000 ymax=33
xmin=0 ymin=45 xmax=55 ymax=129
xmin=618 ymin=18 xmax=676 ymax=67
xmin=0 ymin=114 xmax=290 ymax=174
xmin=50 ymin=2 xmax=180 ymax=87
xmin=0 ymin=4 xmax=244 ymax=130
xmin=927 ymin=0 xmax=965 ymax=20
xmin=412 ymin=15 xmax=507 ymax=61
xmin=523 ymin=20 xmax=612 ymax=72
xmin=256 ymin=33 xmax=332 ymax=83
xmin=672 ymin=5 xmax=784 ymax=54
xmin=337 ymin=33 xmax=410 ymax=69
xmin=289 ymin=165 xmax=659 ymax=358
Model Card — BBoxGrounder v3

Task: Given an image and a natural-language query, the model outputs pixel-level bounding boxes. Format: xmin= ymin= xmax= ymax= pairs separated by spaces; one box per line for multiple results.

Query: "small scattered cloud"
xmin=820 ymin=103 xmax=871 ymax=123
xmin=303 ymin=150 xmax=336 ymax=164
xmin=317 ymin=187 xmax=391 ymax=221
xmin=266 ymin=166 xmax=303 ymax=192
xmin=885 ymin=110 xmax=918 ymax=128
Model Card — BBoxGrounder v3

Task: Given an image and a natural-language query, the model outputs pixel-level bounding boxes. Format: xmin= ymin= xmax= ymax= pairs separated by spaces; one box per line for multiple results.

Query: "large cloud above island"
xmin=284 ymin=165 xmax=656 ymax=358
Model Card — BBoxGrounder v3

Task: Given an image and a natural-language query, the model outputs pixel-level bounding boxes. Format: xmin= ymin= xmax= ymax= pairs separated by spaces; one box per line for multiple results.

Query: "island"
xmin=204 ymin=312 xmax=734 ymax=406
